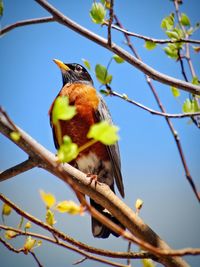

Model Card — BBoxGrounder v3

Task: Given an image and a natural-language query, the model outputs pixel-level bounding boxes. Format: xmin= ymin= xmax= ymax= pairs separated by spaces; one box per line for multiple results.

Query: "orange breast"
xmin=53 ymin=83 xmax=109 ymax=161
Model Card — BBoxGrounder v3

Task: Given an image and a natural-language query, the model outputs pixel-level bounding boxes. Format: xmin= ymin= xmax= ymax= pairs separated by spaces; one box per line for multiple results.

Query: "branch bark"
xmin=34 ymin=0 xmax=200 ymax=96
xmin=0 ymin=16 xmax=55 ymax=36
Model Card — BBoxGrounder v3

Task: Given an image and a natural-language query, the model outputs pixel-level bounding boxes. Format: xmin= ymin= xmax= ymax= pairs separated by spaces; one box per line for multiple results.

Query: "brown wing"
xmin=95 ymin=95 xmax=125 ymax=198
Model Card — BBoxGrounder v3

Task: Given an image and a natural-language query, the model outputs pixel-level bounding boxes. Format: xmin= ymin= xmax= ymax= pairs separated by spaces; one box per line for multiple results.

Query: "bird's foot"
xmin=86 ymin=173 xmax=98 ymax=188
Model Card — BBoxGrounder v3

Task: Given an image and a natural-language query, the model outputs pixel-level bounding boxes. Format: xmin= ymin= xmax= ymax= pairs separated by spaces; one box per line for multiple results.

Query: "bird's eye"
xmin=75 ymin=65 xmax=83 ymax=73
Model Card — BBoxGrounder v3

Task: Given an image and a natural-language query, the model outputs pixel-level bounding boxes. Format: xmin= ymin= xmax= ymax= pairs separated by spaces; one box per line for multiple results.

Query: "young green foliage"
xmin=171 ymin=86 xmax=180 ymax=97
xmin=2 ymin=203 xmax=12 ymax=216
xmin=24 ymin=236 xmax=37 ymax=254
xmin=90 ymin=2 xmax=106 ymax=24
xmin=163 ymin=43 xmax=179 ymax=59
xmin=46 ymin=209 xmax=56 ymax=226
xmin=25 ymin=221 xmax=32 ymax=230
xmin=87 ymin=121 xmax=119 ymax=145
xmin=56 ymin=200 xmax=82 ymax=215
xmin=161 ymin=13 xmax=174 ymax=30
xmin=10 ymin=131 xmax=20 ymax=142
xmin=141 ymin=259 xmax=156 ymax=267
xmin=57 ymin=135 xmax=78 ymax=163
xmin=112 ymin=54 xmax=125 ymax=63
xmin=82 ymin=58 xmax=91 ymax=70
xmin=180 ymin=13 xmax=190 ymax=26
xmin=144 ymin=41 xmax=157 ymax=50
xmin=95 ymin=64 xmax=112 ymax=84
xmin=40 ymin=190 xmax=56 ymax=209
xmin=52 ymin=96 xmax=76 ymax=125
xmin=182 ymin=99 xmax=200 ymax=113
xmin=5 ymin=230 xmax=17 ymax=240
xmin=100 ymin=0 xmax=111 ymax=9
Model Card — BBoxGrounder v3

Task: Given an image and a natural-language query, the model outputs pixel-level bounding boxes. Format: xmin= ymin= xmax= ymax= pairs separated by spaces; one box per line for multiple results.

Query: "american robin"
xmin=49 ymin=59 xmax=125 ymax=238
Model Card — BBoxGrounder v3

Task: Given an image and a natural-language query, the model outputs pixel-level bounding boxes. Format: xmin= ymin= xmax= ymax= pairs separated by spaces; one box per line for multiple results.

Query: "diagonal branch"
xmin=35 ymin=0 xmax=200 ymax=95
xmin=0 ymin=16 xmax=55 ymax=36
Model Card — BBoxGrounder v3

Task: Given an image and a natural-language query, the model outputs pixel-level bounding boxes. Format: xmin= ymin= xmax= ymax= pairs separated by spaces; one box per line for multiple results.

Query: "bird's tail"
xmin=90 ymin=198 xmax=124 ymax=238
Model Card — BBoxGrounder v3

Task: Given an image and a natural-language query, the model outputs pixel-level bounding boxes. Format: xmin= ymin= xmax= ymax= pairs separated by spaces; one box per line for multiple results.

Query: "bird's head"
xmin=53 ymin=59 xmax=93 ymax=86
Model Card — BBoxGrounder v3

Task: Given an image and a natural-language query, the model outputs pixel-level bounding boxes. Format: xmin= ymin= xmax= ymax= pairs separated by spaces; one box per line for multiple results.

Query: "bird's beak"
xmin=53 ymin=59 xmax=70 ymax=71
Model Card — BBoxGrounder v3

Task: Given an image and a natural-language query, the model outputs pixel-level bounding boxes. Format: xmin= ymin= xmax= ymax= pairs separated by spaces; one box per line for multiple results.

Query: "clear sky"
xmin=0 ymin=1 xmax=200 ymax=267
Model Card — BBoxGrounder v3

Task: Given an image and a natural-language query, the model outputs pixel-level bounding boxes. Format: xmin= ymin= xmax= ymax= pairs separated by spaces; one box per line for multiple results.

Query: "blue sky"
xmin=0 ymin=1 xmax=200 ymax=267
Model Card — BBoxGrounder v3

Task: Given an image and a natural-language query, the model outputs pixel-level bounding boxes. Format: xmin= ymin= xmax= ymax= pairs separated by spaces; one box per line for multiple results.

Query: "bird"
xmin=49 ymin=59 xmax=125 ymax=238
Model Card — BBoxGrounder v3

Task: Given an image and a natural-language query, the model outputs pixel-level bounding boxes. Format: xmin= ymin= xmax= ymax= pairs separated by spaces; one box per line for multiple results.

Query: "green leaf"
xmin=52 ymin=96 xmax=76 ymax=125
xmin=2 ymin=203 xmax=12 ymax=216
xmin=182 ymin=99 xmax=192 ymax=113
xmin=182 ymin=99 xmax=200 ymax=113
xmin=57 ymin=135 xmax=78 ymax=163
xmin=24 ymin=236 xmax=36 ymax=253
xmin=171 ymin=86 xmax=180 ymax=97
xmin=56 ymin=200 xmax=82 ymax=215
xmin=90 ymin=2 xmax=106 ymax=24
xmin=180 ymin=13 xmax=190 ymax=26
xmin=192 ymin=76 xmax=199 ymax=85
xmin=161 ymin=13 xmax=174 ymax=30
xmin=100 ymin=0 xmax=111 ymax=9
xmin=163 ymin=44 xmax=178 ymax=59
xmin=10 ymin=131 xmax=20 ymax=142
xmin=166 ymin=30 xmax=179 ymax=40
xmin=95 ymin=64 xmax=112 ymax=84
xmin=112 ymin=54 xmax=125 ymax=63
xmin=87 ymin=121 xmax=119 ymax=145
xmin=0 ymin=0 xmax=3 ymax=16
xmin=82 ymin=58 xmax=91 ymax=70
xmin=141 ymin=259 xmax=156 ymax=267
xmin=5 ymin=230 xmax=17 ymax=240
xmin=144 ymin=41 xmax=157 ymax=50
xmin=40 ymin=190 xmax=56 ymax=208
xmin=25 ymin=221 xmax=32 ymax=230
xmin=46 ymin=209 xmax=56 ymax=226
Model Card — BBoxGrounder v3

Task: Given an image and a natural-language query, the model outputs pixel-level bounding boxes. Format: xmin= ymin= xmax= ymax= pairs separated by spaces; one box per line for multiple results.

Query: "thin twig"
xmin=0 ymin=16 xmax=55 ymax=36
xmin=35 ymin=0 xmax=200 ymax=95
xmin=103 ymin=22 xmax=200 ymax=45
xmin=30 ymin=252 xmax=43 ymax=267
xmin=73 ymin=257 xmax=87 ymax=265
xmin=0 ymin=236 xmax=23 ymax=253
xmin=107 ymin=0 xmax=114 ymax=46
xmin=0 ymin=158 xmax=38 ymax=182
xmin=0 ymin=226 xmax=129 ymax=267
xmin=177 ymin=50 xmax=189 ymax=82
xmin=105 ymin=87 xmax=200 ymax=118
xmin=113 ymin=14 xmax=200 ymax=202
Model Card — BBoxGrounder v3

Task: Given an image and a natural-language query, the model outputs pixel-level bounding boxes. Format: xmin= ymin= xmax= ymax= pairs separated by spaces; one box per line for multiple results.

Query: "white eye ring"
xmin=75 ymin=65 xmax=83 ymax=72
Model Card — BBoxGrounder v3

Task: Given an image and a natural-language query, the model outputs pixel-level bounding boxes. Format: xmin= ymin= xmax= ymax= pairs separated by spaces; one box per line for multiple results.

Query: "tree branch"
xmin=0 ymin=226 xmax=128 ymax=267
xmin=107 ymin=0 xmax=114 ymax=46
xmin=0 ymin=111 xmax=189 ymax=267
xmin=0 ymin=16 xmax=55 ymax=36
xmin=104 ymin=86 xmax=200 ymax=118
xmin=103 ymin=22 xmax=200 ymax=45
xmin=0 ymin=158 xmax=38 ymax=182
xmin=34 ymin=0 xmax=200 ymax=96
